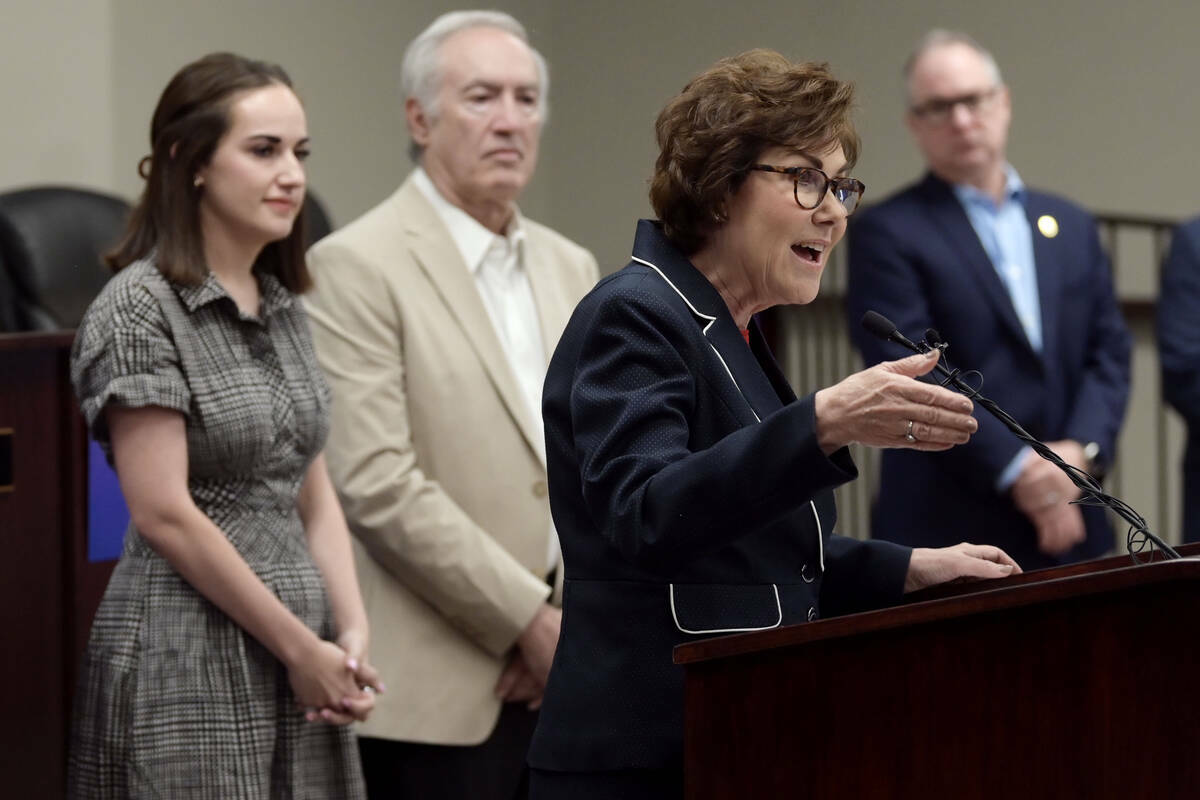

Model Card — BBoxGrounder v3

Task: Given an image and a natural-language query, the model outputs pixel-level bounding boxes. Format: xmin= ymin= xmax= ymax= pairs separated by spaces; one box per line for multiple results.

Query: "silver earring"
xmin=193 ymin=176 xmax=203 ymax=188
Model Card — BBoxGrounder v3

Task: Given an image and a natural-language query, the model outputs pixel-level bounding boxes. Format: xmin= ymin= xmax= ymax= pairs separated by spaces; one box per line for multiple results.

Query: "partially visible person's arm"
xmin=1159 ymin=220 xmax=1200 ymax=424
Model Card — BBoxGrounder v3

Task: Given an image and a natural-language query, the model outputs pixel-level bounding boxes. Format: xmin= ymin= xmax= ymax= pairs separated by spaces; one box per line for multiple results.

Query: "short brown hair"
xmin=107 ymin=52 xmax=312 ymax=292
xmin=649 ymin=50 xmax=860 ymax=255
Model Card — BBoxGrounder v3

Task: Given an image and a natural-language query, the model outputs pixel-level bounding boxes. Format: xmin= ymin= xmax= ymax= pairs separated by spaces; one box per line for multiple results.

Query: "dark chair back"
xmin=0 ymin=250 xmax=18 ymax=332
xmin=304 ymin=190 xmax=333 ymax=248
xmin=0 ymin=186 xmax=130 ymax=331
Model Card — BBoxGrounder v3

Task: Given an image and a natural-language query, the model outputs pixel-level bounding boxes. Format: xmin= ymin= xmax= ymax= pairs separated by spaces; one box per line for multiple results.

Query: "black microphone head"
xmin=862 ymin=310 xmax=922 ymax=353
xmin=861 ymin=310 xmax=898 ymax=341
xmin=925 ymin=328 xmax=944 ymax=346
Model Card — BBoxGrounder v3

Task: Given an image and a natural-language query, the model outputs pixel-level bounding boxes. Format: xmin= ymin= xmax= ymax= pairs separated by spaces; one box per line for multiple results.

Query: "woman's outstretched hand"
xmin=814 ymin=351 xmax=977 ymax=454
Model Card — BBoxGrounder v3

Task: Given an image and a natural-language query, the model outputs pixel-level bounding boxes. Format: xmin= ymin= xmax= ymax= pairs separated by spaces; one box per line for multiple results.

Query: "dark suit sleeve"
xmin=1060 ymin=215 xmax=1131 ymax=460
xmin=821 ymin=534 xmax=911 ymax=616
xmin=570 ymin=287 xmax=855 ymax=573
xmin=846 ymin=211 xmax=1025 ymax=495
xmin=1158 ymin=221 xmax=1200 ymax=425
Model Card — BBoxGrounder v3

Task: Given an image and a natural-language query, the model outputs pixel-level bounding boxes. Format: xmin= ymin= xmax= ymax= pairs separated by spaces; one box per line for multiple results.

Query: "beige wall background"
xmin=4 ymin=0 xmax=1198 ymax=261
xmin=0 ymin=0 xmax=116 ymax=191
xmin=2 ymin=0 xmax=1195 ymax=543
xmin=548 ymin=0 xmax=1200 ymax=269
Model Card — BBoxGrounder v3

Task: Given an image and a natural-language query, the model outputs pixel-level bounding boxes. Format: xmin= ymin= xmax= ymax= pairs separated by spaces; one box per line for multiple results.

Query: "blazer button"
xmin=800 ymin=563 xmax=814 ymax=584
xmin=532 ymin=480 xmax=549 ymax=498
xmin=807 ymin=607 xmax=817 ymax=622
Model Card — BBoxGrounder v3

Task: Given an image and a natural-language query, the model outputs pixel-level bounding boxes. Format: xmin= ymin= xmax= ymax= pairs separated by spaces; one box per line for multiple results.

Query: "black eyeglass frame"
xmin=908 ymin=85 xmax=1002 ymax=124
xmin=748 ymin=164 xmax=866 ymax=214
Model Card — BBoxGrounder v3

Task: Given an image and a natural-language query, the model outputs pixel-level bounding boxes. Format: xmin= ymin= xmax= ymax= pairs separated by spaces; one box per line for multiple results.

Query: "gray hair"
xmin=401 ymin=10 xmax=550 ymax=162
xmin=903 ymin=29 xmax=1004 ymax=107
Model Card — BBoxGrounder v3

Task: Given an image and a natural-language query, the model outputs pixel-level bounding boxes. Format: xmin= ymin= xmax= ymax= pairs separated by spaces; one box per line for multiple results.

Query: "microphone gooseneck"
xmin=860 ymin=311 xmax=1180 ymax=563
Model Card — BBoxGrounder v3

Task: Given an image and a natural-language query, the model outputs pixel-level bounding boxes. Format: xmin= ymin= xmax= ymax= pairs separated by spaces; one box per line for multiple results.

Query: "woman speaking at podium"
xmin=527 ymin=50 xmax=1020 ymax=798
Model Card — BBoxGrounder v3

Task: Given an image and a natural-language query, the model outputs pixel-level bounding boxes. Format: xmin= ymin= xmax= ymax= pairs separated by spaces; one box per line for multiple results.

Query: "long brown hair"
xmin=107 ymin=52 xmax=312 ymax=292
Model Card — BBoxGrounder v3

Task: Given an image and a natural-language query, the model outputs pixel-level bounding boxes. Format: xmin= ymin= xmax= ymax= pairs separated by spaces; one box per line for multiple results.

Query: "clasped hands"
xmin=289 ymin=629 xmax=384 ymax=725
xmin=495 ymin=603 xmax=561 ymax=710
xmin=1011 ymin=440 xmax=1088 ymax=556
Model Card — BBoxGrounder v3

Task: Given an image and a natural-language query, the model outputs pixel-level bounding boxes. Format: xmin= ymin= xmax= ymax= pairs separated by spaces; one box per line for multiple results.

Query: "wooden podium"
xmin=676 ymin=545 xmax=1200 ymax=798
xmin=0 ymin=332 xmax=115 ymax=798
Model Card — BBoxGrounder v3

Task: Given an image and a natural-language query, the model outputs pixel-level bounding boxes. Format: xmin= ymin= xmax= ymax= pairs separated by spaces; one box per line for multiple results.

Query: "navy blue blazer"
xmin=846 ymin=172 xmax=1131 ymax=569
xmin=1158 ymin=217 xmax=1200 ymax=543
xmin=528 ymin=220 xmax=911 ymax=774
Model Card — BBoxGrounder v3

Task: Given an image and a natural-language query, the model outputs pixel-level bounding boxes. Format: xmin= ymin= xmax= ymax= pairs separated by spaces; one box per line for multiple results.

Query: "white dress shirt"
xmin=413 ymin=168 xmax=559 ymax=571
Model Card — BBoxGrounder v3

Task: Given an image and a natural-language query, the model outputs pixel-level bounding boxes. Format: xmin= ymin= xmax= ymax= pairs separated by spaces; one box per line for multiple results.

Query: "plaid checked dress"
xmin=66 ymin=260 xmax=367 ymax=799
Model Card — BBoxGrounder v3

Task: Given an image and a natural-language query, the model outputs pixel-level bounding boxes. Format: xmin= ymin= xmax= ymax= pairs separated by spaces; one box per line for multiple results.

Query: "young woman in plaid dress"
xmin=67 ymin=53 xmax=380 ymax=798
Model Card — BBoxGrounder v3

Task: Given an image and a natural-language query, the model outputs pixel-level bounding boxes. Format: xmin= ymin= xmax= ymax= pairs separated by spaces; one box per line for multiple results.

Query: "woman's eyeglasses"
xmin=749 ymin=164 xmax=866 ymax=215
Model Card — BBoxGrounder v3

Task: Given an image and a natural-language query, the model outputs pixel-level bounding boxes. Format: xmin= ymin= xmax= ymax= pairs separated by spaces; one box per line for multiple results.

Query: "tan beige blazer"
xmin=304 ymin=174 xmax=598 ymax=745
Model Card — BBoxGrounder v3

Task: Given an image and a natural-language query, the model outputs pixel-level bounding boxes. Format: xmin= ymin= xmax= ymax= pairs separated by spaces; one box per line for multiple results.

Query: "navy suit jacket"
xmin=846 ymin=172 xmax=1131 ymax=569
xmin=1158 ymin=216 xmax=1200 ymax=543
xmin=528 ymin=220 xmax=911 ymax=773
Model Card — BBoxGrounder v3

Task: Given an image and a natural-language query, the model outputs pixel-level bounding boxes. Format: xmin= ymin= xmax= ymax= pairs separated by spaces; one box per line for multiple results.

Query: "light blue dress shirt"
xmin=952 ymin=165 xmax=1040 ymax=491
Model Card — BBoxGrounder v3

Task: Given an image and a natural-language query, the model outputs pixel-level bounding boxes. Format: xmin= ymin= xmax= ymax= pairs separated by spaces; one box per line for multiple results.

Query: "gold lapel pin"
xmin=1037 ymin=215 xmax=1059 ymax=238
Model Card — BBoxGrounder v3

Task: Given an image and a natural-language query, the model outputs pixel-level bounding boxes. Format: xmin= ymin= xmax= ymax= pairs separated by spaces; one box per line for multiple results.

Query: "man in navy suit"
xmin=846 ymin=30 xmax=1131 ymax=570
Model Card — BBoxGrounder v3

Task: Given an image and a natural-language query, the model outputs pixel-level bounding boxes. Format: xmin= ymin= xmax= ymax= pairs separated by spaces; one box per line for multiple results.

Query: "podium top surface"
xmin=674 ymin=545 xmax=1200 ymax=666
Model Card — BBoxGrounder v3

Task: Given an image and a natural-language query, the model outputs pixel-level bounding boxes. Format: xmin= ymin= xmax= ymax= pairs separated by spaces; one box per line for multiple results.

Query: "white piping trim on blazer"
xmin=632 ymin=256 xmax=743 ymax=416
xmin=669 ymin=582 xmax=783 ymax=635
xmin=633 ymin=254 xmax=825 ymax=631
xmin=811 ymin=501 xmax=824 ymax=572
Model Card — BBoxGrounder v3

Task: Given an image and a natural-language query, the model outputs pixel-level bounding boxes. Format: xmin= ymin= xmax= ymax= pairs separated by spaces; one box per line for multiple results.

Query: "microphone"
xmin=860 ymin=312 xmax=949 ymax=358
xmin=860 ymin=310 xmax=921 ymax=351
xmin=859 ymin=310 xmax=1180 ymax=562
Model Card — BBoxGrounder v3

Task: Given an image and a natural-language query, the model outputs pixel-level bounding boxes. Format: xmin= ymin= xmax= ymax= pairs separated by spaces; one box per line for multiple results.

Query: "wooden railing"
xmin=766 ymin=212 xmax=1186 ymax=547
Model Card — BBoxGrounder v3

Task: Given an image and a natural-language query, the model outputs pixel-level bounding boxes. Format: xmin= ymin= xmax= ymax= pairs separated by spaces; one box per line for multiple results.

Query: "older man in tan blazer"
xmin=304 ymin=10 xmax=598 ymax=800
